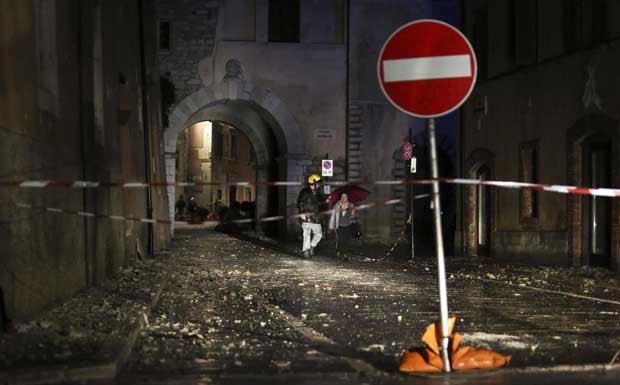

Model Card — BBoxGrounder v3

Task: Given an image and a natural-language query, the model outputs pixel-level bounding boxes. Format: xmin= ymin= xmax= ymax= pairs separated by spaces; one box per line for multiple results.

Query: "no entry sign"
xmin=378 ymin=19 xmax=477 ymax=118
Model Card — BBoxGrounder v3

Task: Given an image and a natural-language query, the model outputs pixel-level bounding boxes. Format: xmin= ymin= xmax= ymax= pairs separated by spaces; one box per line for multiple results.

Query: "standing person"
xmin=329 ymin=193 xmax=357 ymax=259
xmin=175 ymin=194 xmax=186 ymax=218
xmin=297 ymin=174 xmax=327 ymax=257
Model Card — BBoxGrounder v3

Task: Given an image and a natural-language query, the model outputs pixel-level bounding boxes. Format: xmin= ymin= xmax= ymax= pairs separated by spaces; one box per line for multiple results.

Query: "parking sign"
xmin=321 ymin=160 xmax=333 ymax=177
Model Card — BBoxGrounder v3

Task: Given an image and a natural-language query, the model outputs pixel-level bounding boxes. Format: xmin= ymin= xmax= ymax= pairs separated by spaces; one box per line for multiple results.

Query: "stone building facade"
xmin=157 ymin=0 xmax=458 ymax=239
xmin=0 ymin=0 xmax=170 ymax=320
xmin=459 ymin=0 xmax=620 ymax=271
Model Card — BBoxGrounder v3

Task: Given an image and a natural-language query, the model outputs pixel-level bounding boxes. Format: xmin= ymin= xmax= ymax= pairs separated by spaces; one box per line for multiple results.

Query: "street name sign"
xmin=377 ymin=19 xmax=477 ymax=118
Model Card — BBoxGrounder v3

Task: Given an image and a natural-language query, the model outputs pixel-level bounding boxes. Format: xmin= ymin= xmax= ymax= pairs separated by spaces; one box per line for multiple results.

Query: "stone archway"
xmin=163 ymin=61 xmax=307 ymax=235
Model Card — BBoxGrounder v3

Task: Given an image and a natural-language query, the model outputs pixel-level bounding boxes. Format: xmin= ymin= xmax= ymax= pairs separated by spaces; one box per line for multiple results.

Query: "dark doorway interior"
xmin=476 ymin=165 xmax=491 ymax=256
xmin=582 ymin=135 xmax=612 ymax=268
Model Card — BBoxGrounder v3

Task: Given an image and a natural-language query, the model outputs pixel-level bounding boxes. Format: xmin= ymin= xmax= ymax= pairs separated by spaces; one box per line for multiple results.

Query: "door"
xmin=583 ymin=138 xmax=612 ymax=267
xmin=228 ymin=185 xmax=237 ymax=206
xmin=476 ymin=165 xmax=491 ymax=256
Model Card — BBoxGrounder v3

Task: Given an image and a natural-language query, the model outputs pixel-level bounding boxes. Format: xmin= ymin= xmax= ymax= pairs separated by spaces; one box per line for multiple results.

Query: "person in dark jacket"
xmin=297 ymin=174 xmax=327 ymax=257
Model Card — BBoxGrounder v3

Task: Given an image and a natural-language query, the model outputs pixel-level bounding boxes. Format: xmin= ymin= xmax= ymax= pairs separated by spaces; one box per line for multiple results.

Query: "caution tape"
xmin=16 ymin=194 xmax=430 ymax=226
xmin=15 ymin=203 xmax=172 ymax=224
xmin=14 ymin=194 xmax=431 ymax=227
xmin=441 ymin=178 xmax=620 ymax=197
xmin=4 ymin=177 xmax=620 ymax=198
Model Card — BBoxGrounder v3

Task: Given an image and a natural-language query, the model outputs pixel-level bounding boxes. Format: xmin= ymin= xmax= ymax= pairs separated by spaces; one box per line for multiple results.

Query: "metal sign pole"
xmin=428 ymin=117 xmax=451 ymax=372
xmin=410 ymin=182 xmax=415 ymax=261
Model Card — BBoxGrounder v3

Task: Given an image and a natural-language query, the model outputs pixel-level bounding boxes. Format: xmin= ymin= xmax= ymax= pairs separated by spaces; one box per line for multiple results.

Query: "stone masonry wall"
xmin=157 ymin=0 xmax=219 ymax=105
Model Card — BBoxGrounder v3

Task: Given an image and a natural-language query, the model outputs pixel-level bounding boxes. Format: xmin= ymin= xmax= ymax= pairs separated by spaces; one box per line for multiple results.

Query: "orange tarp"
xmin=400 ymin=316 xmax=511 ymax=372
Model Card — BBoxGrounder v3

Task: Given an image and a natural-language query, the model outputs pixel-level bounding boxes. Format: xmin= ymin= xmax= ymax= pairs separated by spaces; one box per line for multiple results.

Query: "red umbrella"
xmin=327 ymin=184 xmax=370 ymax=205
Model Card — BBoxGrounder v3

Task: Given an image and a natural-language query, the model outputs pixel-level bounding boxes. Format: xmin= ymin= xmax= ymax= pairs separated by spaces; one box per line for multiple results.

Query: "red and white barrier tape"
xmin=4 ymin=177 xmax=620 ymax=198
xmin=14 ymin=194 xmax=431 ymax=227
xmin=15 ymin=203 xmax=172 ymax=224
xmin=441 ymin=177 xmax=620 ymax=197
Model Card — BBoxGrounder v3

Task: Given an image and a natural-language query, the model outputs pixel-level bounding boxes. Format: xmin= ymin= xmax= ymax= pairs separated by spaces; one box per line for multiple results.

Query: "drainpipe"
xmin=345 ymin=0 xmax=350 ymax=181
xmin=77 ymin=0 xmax=91 ymax=283
xmin=138 ymin=0 xmax=154 ymax=254
xmin=459 ymin=0 xmax=466 ymax=258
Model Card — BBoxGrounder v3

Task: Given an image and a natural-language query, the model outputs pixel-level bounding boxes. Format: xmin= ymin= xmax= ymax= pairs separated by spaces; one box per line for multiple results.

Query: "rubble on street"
xmin=2 ymin=230 xmax=619 ymax=385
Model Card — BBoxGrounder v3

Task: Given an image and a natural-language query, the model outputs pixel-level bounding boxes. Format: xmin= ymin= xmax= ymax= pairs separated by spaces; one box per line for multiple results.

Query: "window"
xmin=245 ymin=187 xmax=253 ymax=201
xmin=515 ymin=0 xmax=537 ymax=66
xmin=159 ymin=21 xmax=171 ymax=50
xmin=472 ymin=6 xmax=488 ymax=80
xmin=507 ymin=0 xmax=517 ymax=66
xmin=269 ymin=0 xmax=299 ymax=42
xmin=519 ymin=141 xmax=539 ymax=224
xmin=591 ymin=0 xmax=609 ymax=45
xmin=563 ymin=0 xmax=579 ymax=52
xmin=35 ymin=0 xmax=59 ymax=115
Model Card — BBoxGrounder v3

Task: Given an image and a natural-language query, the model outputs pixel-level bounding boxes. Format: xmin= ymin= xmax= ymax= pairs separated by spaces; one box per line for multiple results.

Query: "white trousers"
xmin=301 ymin=222 xmax=322 ymax=251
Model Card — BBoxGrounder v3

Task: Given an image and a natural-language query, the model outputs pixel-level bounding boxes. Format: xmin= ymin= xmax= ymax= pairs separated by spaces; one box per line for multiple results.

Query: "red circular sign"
xmin=378 ymin=19 xmax=477 ymax=118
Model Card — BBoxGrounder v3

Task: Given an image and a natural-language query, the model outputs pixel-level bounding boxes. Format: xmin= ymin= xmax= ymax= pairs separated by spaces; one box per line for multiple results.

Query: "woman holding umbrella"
xmin=329 ymin=193 xmax=357 ymax=259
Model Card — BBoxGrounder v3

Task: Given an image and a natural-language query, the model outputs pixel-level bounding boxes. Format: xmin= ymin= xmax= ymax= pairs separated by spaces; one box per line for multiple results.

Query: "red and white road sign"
xmin=378 ymin=19 xmax=477 ymax=118
xmin=402 ymin=141 xmax=413 ymax=160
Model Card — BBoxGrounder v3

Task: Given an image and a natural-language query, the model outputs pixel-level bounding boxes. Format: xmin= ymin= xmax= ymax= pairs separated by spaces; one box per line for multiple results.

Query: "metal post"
xmin=408 ymin=126 xmax=415 ymax=262
xmin=410 ymin=186 xmax=415 ymax=261
xmin=428 ymin=118 xmax=451 ymax=372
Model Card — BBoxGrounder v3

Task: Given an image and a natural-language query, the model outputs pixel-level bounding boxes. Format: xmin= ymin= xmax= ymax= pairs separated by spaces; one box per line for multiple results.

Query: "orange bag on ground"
xmin=399 ymin=316 xmax=511 ymax=372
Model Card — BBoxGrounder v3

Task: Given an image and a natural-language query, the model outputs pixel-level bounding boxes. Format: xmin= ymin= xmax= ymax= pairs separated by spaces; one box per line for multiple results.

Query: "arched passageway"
xmin=167 ymin=99 xmax=291 ymax=237
xmin=163 ymin=58 xmax=312 ymax=238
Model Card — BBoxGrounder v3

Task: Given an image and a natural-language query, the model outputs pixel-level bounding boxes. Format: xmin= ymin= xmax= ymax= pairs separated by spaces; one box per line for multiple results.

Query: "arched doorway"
xmin=568 ymin=115 xmax=619 ymax=270
xmin=464 ymin=149 xmax=495 ymax=257
xmin=582 ymin=134 xmax=612 ymax=267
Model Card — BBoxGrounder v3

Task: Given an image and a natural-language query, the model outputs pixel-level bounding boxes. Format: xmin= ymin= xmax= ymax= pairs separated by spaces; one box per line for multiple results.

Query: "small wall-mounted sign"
xmin=321 ymin=159 xmax=333 ymax=177
xmin=314 ymin=129 xmax=336 ymax=140
xmin=402 ymin=141 xmax=413 ymax=160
